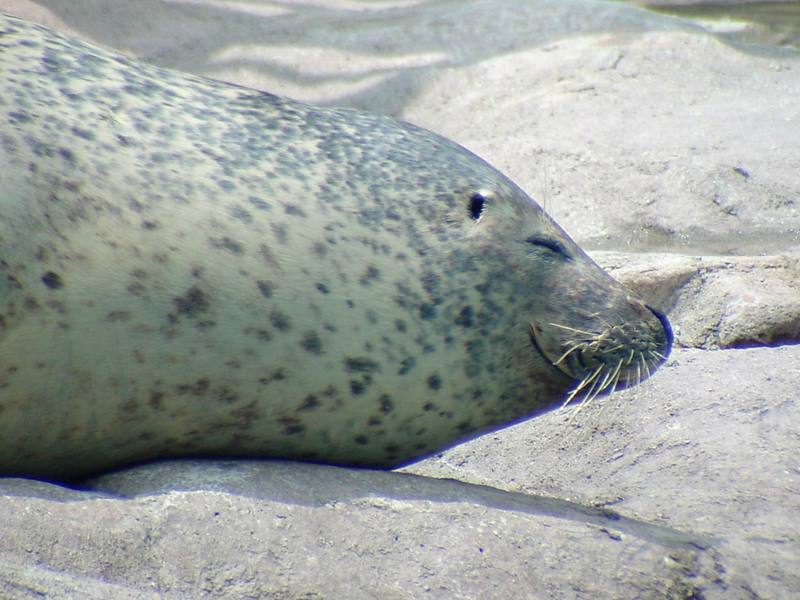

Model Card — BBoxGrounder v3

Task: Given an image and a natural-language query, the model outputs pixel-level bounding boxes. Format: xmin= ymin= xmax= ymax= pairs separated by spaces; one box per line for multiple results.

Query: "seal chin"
xmin=528 ymin=305 xmax=672 ymax=404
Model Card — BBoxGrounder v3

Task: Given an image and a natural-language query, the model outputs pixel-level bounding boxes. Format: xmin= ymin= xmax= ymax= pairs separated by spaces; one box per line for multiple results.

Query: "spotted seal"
xmin=0 ymin=13 xmax=672 ymax=480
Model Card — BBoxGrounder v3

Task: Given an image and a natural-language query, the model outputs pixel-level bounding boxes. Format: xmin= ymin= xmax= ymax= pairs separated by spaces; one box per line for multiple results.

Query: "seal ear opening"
xmin=469 ymin=193 xmax=486 ymax=221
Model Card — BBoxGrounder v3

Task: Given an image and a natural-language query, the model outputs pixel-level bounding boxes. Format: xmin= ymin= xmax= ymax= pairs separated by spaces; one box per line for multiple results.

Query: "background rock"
xmin=638 ymin=1 xmax=800 ymax=50
xmin=0 ymin=0 xmax=798 ymax=598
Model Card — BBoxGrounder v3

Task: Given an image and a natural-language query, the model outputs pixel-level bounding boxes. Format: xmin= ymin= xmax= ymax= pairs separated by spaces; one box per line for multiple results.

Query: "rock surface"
xmin=0 ymin=0 xmax=798 ymax=598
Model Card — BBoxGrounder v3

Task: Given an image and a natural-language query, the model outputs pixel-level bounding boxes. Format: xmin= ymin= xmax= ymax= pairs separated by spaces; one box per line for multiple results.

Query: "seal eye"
xmin=469 ymin=193 xmax=486 ymax=221
xmin=526 ymin=236 xmax=571 ymax=260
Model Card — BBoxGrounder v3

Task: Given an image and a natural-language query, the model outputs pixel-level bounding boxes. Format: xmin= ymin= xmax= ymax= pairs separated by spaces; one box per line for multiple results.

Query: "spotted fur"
xmin=0 ymin=14 xmax=671 ymax=480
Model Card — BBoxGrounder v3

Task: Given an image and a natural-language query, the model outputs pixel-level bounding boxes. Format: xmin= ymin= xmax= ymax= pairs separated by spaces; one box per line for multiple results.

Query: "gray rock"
xmin=409 ymin=345 xmax=800 ymax=599
xmin=596 ymin=252 xmax=800 ymax=348
xmin=0 ymin=0 xmax=797 ymax=598
xmin=0 ymin=461 xmax=720 ymax=599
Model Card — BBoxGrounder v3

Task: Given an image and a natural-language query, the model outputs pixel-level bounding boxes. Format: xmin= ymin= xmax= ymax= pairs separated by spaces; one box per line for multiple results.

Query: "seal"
xmin=0 ymin=13 xmax=672 ymax=480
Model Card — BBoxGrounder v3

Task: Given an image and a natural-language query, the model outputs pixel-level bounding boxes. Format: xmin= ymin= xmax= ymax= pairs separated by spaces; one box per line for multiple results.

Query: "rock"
xmin=0 ymin=0 xmax=798 ymax=598
xmin=408 ymin=345 xmax=800 ymax=599
xmin=0 ymin=460 xmax=721 ymax=599
xmin=596 ymin=252 xmax=800 ymax=348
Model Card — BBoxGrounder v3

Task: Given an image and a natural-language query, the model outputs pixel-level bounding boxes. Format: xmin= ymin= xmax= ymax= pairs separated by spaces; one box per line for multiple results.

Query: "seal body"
xmin=0 ymin=14 xmax=671 ymax=480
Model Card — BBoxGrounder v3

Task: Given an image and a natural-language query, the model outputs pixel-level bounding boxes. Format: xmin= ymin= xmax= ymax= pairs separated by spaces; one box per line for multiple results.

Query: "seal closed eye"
xmin=526 ymin=236 xmax=572 ymax=260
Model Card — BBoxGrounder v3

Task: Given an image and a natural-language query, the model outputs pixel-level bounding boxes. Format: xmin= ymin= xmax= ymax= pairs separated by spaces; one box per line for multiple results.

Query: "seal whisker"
xmin=651 ymin=350 xmax=667 ymax=361
xmin=562 ymin=365 xmax=604 ymax=409
xmin=603 ymin=344 xmax=626 ymax=354
xmin=553 ymin=342 xmax=585 ymax=366
xmin=548 ymin=323 xmax=597 ymax=337
xmin=605 ymin=360 xmax=624 ymax=393
xmin=568 ymin=360 xmax=621 ymax=420
xmin=640 ymin=353 xmax=653 ymax=382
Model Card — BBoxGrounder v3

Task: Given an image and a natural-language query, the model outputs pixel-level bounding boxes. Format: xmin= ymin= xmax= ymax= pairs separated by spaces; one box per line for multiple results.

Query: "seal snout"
xmin=526 ymin=295 xmax=674 ymax=406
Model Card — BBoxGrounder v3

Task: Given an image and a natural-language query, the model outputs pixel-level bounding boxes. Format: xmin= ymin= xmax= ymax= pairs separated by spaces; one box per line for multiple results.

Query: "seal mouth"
xmin=528 ymin=307 xmax=672 ymax=406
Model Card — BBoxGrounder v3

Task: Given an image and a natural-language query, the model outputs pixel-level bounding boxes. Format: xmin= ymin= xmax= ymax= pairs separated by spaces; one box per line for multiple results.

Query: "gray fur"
xmin=0 ymin=14 xmax=670 ymax=480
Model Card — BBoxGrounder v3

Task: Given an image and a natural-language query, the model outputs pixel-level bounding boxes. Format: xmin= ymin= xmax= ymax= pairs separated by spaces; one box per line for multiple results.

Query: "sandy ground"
xmin=0 ymin=1 xmax=798 ymax=598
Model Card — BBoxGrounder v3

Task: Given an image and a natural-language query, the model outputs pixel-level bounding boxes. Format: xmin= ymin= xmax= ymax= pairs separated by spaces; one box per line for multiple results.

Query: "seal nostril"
xmin=646 ymin=305 xmax=673 ymax=353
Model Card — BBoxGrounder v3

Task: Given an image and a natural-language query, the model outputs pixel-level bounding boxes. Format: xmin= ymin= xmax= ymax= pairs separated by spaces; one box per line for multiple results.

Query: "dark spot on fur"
xmin=217 ymin=387 xmax=239 ymax=404
xmin=359 ymin=265 xmax=380 ymax=286
xmin=176 ymin=378 xmax=210 ymax=395
xmin=423 ymin=402 xmax=436 ymax=412
xmin=230 ymin=401 xmax=259 ymax=427
xmin=299 ymin=395 xmax=320 ymax=411
xmin=119 ymin=398 xmax=138 ymax=414
xmin=58 ymin=147 xmax=75 ymax=163
xmin=229 ymin=206 xmax=253 ymax=223
xmin=398 ymin=357 xmax=416 ymax=376
xmin=41 ymin=271 xmax=62 ymax=289
xmin=456 ymin=420 xmax=473 ymax=434
xmin=71 ymin=126 xmax=95 ymax=141
xmin=345 ymin=357 xmax=380 ymax=373
xmin=257 ymin=280 xmax=275 ymax=299
xmin=368 ymin=416 xmax=382 ymax=426
xmin=421 ymin=271 xmax=440 ymax=296
xmin=395 ymin=319 xmax=407 ymax=333
xmin=246 ymin=327 xmax=272 ymax=341
xmin=106 ymin=311 xmax=131 ymax=322
xmin=277 ymin=416 xmax=305 ymax=435
xmin=301 ymin=331 xmax=322 ymax=354
xmin=271 ymin=222 xmax=289 ymax=244
xmin=8 ymin=111 xmax=32 ymax=124
xmin=419 ymin=303 xmax=435 ymax=320
xmin=149 ymin=391 xmax=164 ymax=410
xmin=142 ymin=220 xmax=158 ymax=230
xmin=455 ymin=306 xmax=474 ymax=328
xmin=258 ymin=368 xmax=286 ymax=385
xmin=258 ymin=243 xmax=280 ymax=268
xmin=248 ymin=196 xmax=270 ymax=211
xmin=211 ymin=237 xmax=243 ymax=254
xmin=427 ymin=374 xmax=442 ymax=390
xmin=350 ymin=380 xmax=366 ymax=395
xmin=270 ymin=310 xmax=291 ymax=331
xmin=283 ymin=203 xmax=306 ymax=217
xmin=384 ymin=443 xmax=401 ymax=456
xmin=379 ymin=394 xmax=394 ymax=414
xmin=354 ymin=435 xmax=369 ymax=445
xmin=174 ymin=286 xmax=209 ymax=317
xmin=316 ymin=283 xmax=329 ymax=294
